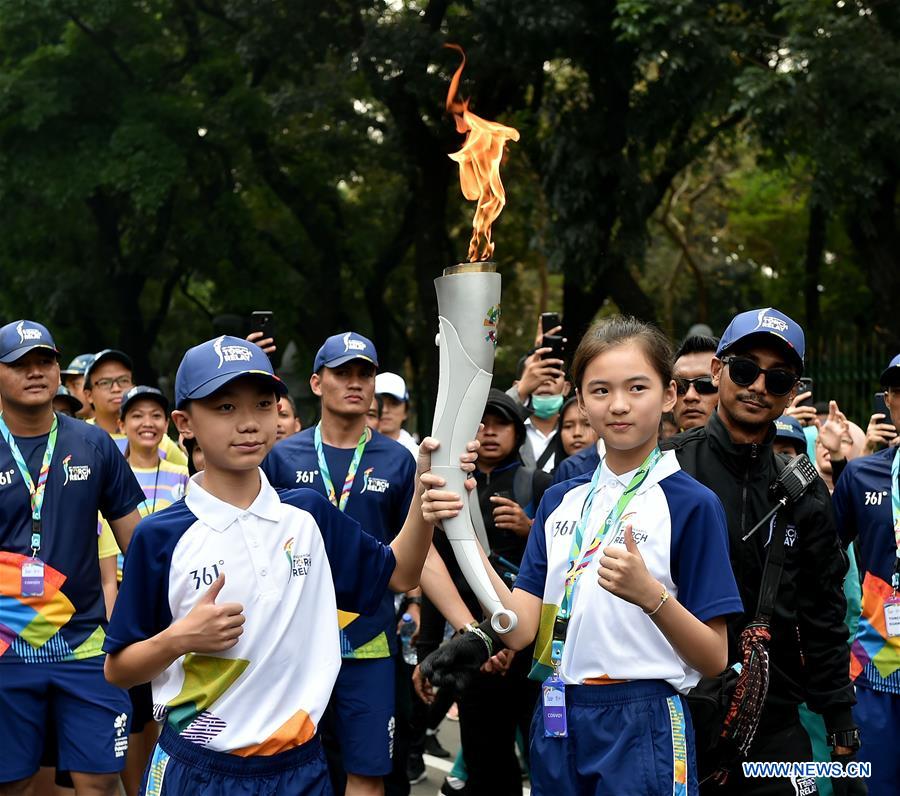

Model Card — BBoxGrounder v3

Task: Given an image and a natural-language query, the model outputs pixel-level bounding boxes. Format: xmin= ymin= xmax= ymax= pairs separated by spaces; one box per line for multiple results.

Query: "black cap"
xmin=53 ymin=385 xmax=83 ymax=415
xmin=484 ymin=388 xmax=527 ymax=444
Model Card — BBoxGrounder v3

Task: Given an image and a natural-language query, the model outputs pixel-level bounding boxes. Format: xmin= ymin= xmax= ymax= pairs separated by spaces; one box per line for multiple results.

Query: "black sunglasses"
xmin=721 ymin=356 xmax=798 ymax=396
xmin=675 ymin=376 xmax=718 ymax=396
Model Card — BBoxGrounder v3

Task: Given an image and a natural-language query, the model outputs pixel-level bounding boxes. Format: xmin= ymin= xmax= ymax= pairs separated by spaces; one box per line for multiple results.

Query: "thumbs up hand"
xmin=172 ymin=573 xmax=246 ymax=654
xmin=598 ymin=525 xmax=663 ymax=612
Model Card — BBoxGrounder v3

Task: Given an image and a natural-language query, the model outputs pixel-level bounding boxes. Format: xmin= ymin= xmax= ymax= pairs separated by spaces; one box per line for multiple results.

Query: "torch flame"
xmin=445 ymin=44 xmax=520 ymax=262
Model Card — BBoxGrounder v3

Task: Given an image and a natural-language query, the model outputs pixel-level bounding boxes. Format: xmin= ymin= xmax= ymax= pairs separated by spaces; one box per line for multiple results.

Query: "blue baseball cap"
xmin=880 ymin=354 xmax=900 ymax=387
xmin=716 ymin=307 xmax=805 ymax=373
xmin=313 ymin=332 xmax=378 ymax=373
xmin=0 ymin=320 xmax=60 ymax=364
xmin=175 ymin=335 xmax=287 ymax=409
xmin=53 ymin=385 xmax=83 ymax=415
xmin=120 ymin=385 xmax=169 ymax=419
xmin=773 ymin=415 xmax=807 ymax=453
xmin=61 ymin=353 xmax=95 ymax=377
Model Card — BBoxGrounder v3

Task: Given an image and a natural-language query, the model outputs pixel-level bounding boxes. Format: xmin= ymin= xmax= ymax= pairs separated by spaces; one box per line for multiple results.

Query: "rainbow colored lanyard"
xmin=550 ymin=446 xmax=663 ymax=669
xmin=891 ymin=447 xmax=900 ymax=590
xmin=0 ymin=413 xmax=59 ymax=557
xmin=313 ymin=424 xmax=368 ymax=512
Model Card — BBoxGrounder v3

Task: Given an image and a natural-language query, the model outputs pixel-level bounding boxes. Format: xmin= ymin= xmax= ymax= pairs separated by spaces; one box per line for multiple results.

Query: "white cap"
xmin=375 ymin=372 xmax=408 ymax=401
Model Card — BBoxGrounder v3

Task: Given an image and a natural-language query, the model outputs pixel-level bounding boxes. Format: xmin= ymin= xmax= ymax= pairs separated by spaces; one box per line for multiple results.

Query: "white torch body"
xmin=431 ymin=264 xmax=517 ymax=634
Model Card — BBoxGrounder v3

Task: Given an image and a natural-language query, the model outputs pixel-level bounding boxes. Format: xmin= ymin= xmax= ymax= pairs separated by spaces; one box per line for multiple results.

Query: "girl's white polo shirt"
xmin=517 ymin=450 xmax=743 ymax=693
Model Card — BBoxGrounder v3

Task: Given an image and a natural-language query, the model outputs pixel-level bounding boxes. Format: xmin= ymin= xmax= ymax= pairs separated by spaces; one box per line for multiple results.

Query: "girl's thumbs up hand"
xmin=598 ymin=525 xmax=663 ymax=612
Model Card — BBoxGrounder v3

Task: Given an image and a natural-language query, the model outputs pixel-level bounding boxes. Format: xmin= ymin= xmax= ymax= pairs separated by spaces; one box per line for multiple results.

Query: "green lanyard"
xmin=313 ymin=423 xmax=368 ymax=512
xmin=891 ymin=447 xmax=900 ymax=590
xmin=0 ymin=412 xmax=59 ymax=557
xmin=550 ymin=446 xmax=663 ymax=669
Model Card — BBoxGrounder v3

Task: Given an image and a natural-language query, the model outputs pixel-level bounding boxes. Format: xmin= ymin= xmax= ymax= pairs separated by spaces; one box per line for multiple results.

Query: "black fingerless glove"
xmin=419 ymin=622 xmax=504 ymax=693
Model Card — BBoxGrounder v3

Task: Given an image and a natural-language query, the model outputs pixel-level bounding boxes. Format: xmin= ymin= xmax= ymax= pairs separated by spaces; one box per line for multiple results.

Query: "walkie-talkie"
xmin=742 ymin=454 xmax=819 ymax=542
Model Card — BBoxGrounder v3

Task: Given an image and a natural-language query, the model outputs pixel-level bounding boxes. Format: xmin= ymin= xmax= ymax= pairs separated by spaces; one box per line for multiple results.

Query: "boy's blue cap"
xmin=716 ymin=307 xmax=805 ymax=372
xmin=0 ymin=320 xmax=59 ymax=364
xmin=120 ymin=385 xmax=169 ymax=418
xmin=773 ymin=415 xmax=807 ymax=451
xmin=313 ymin=332 xmax=379 ymax=373
xmin=175 ymin=335 xmax=287 ymax=408
xmin=880 ymin=354 xmax=900 ymax=387
xmin=61 ymin=353 xmax=95 ymax=377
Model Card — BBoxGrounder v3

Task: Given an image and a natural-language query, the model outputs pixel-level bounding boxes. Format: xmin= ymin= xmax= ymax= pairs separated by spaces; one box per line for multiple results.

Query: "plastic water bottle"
xmin=399 ymin=612 xmax=417 ymax=665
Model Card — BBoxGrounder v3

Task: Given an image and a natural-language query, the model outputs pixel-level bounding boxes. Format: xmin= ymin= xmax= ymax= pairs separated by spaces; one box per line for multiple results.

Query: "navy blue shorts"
xmin=529 ymin=679 xmax=697 ymax=796
xmin=854 ymin=684 xmax=900 ymax=795
xmin=141 ymin=724 xmax=332 ymax=795
xmin=323 ymin=656 xmax=395 ymax=777
xmin=0 ymin=656 xmax=131 ymax=783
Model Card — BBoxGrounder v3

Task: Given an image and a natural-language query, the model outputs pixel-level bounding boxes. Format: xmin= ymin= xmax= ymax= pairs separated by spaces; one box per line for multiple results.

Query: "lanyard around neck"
xmin=314 ymin=423 xmax=369 ymax=512
xmin=550 ymin=447 xmax=663 ymax=668
xmin=891 ymin=448 xmax=900 ymax=589
xmin=0 ymin=412 xmax=59 ymax=556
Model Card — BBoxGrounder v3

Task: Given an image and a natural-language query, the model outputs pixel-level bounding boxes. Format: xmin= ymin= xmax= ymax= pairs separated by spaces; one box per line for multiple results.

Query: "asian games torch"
xmin=430 ymin=46 xmax=519 ymax=633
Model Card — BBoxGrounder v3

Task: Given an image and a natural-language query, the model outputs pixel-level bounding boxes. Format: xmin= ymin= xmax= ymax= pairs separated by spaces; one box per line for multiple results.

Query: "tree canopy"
xmin=0 ymin=0 xmax=895 ymax=427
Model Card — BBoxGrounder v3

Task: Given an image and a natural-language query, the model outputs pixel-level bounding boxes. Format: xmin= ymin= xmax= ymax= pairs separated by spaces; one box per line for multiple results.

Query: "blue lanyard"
xmin=0 ymin=413 xmax=59 ymax=557
xmin=313 ymin=424 xmax=368 ymax=512
xmin=550 ymin=447 xmax=663 ymax=669
xmin=891 ymin=447 xmax=899 ymax=590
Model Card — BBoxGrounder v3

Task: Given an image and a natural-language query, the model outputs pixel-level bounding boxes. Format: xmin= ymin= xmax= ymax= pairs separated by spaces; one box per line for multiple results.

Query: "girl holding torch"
xmin=420 ymin=316 xmax=743 ymax=795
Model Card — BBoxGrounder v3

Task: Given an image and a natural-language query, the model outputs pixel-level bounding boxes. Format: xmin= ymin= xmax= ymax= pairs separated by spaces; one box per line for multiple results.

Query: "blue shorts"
xmin=854 ymin=684 xmax=900 ymax=795
xmin=0 ymin=656 xmax=131 ymax=783
xmin=529 ymin=679 xmax=697 ymax=796
xmin=322 ymin=656 xmax=395 ymax=777
xmin=142 ymin=724 xmax=332 ymax=795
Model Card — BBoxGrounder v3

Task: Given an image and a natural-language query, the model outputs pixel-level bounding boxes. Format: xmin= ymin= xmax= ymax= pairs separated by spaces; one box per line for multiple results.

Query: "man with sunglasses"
xmin=831 ymin=354 xmax=900 ymax=795
xmin=665 ymin=308 xmax=857 ymax=795
xmin=673 ymin=334 xmax=720 ymax=430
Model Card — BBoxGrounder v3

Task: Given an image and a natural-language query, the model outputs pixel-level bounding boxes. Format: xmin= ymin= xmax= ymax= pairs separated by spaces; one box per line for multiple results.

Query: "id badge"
xmin=21 ymin=559 xmax=44 ymax=597
xmin=542 ymin=672 xmax=568 ymax=737
xmin=884 ymin=596 xmax=900 ymax=638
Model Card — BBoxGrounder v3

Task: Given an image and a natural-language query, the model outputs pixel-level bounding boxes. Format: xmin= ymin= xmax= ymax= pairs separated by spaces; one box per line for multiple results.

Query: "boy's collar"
xmin=186 ymin=468 xmax=281 ymax=532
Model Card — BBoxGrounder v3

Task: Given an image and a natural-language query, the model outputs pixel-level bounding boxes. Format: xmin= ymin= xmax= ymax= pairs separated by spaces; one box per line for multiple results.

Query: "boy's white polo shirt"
xmin=104 ymin=469 xmax=396 ymax=755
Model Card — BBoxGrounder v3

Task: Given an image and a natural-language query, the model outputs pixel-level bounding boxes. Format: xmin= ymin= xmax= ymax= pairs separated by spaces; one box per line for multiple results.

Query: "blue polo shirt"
xmin=0 ymin=413 xmax=144 ymax=663
xmin=552 ymin=444 xmax=602 ymax=485
xmin=263 ymin=428 xmax=415 ymax=658
xmin=832 ymin=448 xmax=900 ymax=694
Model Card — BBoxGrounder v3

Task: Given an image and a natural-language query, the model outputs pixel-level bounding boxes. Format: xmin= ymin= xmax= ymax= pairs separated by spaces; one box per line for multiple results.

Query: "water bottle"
xmin=399 ymin=612 xmax=417 ymax=665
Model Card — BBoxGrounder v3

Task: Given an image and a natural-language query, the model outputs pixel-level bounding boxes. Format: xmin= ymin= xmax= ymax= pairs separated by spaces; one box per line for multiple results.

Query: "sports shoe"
xmin=424 ymin=732 xmax=451 ymax=759
xmin=440 ymin=776 xmax=468 ymax=794
xmin=407 ymin=755 xmax=427 ymax=785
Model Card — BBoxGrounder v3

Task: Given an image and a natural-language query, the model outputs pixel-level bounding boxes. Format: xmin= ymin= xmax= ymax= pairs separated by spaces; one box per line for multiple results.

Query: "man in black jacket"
xmin=664 ymin=308 xmax=857 ymax=795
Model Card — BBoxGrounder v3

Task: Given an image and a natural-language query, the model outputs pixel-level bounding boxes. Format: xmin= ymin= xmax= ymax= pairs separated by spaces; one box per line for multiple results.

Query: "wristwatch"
xmin=405 ymin=596 xmax=422 ymax=606
xmin=826 ymin=728 xmax=861 ymax=752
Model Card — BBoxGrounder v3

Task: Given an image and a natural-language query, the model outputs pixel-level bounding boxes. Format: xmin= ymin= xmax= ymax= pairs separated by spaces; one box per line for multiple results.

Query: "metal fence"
xmin=805 ymin=333 xmax=889 ymax=426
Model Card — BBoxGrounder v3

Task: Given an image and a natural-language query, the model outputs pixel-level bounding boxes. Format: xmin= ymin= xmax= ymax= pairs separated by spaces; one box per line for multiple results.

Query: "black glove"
xmin=830 ymin=751 xmax=864 ymax=796
xmin=419 ymin=622 xmax=502 ymax=693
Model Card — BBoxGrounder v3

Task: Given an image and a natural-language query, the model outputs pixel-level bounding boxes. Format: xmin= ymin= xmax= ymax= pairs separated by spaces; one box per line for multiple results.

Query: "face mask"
xmin=532 ymin=393 xmax=564 ymax=419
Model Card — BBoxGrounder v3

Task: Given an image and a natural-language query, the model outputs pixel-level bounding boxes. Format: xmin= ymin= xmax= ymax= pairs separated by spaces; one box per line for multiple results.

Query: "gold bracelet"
xmin=645 ymin=589 xmax=669 ymax=617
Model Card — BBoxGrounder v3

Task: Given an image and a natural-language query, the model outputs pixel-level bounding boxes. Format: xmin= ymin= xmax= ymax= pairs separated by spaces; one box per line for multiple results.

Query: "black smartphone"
xmin=250 ymin=310 xmax=275 ymax=341
xmin=541 ymin=312 xmax=561 ymax=335
xmin=874 ymin=391 xmax=891 ymax=419
xmin=797 ymin=377 xmax=814 ymax=407
xmin=542 ymin=333 xmax=566 ymax=363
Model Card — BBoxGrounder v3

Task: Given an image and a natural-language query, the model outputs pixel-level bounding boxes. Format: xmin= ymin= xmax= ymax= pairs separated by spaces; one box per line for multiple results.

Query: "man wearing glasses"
xmin=665 ymin=308 xmax=858 ymax=795
xmin=832 ymin=354 xmax=900 ymax=795
xmin=83 ymin=349 xmax=187 ymax=467
xmin=673 ymin=334 xmax=720 ymax=431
